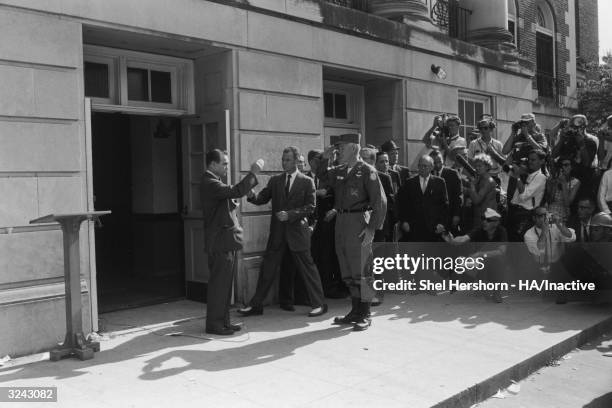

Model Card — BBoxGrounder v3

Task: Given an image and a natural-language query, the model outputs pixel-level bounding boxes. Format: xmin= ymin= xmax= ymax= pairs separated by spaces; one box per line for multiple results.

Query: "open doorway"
xmin=92 ymin=112 xmax=185 ymax=313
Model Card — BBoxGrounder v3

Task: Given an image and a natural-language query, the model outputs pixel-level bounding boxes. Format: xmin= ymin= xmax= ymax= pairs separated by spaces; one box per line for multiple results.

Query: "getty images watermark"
xmin=364 ymin=243 xmax=607 ymax=294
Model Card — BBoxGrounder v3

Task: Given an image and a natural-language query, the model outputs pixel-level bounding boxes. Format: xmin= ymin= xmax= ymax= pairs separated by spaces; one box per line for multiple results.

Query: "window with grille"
xmin=458 ymin=93 xmax=491 ymax=139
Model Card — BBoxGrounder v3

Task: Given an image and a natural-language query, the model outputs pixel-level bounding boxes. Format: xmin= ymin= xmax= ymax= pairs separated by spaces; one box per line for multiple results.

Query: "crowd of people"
xmin=200 ymin=112 xmax=612 ymax=336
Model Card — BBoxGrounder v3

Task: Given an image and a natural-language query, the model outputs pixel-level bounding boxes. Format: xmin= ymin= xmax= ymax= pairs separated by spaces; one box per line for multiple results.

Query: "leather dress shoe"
xmin=280 ymin=304 xmax=295 ymax=312
xmin=308 ymin=304 xmax=328 ymax=317
xmin=226 ymin=323 xmax=242 ymax=331
xmin=352 ymin=317 xmax=372 ymax=331
xmin=205 ymin=327 xmax=234 ymax=336
xmin=237 ymin=306 xmax=263 ymax=316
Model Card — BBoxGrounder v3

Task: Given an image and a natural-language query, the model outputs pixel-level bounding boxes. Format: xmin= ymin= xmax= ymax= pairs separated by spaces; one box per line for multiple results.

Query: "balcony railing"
xmin=536 ymin=72 xmax=564 ymax=103
xmin=431 ymin=0 xmax=471 ymax=41
xmin=324 ymin=0 xmax=369 ymax=12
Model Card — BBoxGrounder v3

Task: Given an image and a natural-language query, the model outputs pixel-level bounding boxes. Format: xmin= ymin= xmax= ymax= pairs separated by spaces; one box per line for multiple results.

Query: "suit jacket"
xmin=389 ymin=169 xmax=401 ymax=194
xmin=436 ymin=167 xmax=462 ymax=220
xmin=248 ymin=171 xmax=315 ymax=252
xmin=201 ymin=171 xmax=258 ymax=253
xmin=566 ymin=215 xmax=590 ymax=242
xmin=396 ymin=175 xmax=449 ymax=241
xmin=378 ymin=172 xmax=396 ymax=235
xmin=391 ymin=164 xmax=411 ymax=186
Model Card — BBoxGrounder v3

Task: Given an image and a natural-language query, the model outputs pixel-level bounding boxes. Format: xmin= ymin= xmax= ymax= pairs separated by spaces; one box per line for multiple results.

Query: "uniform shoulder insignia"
xmin=370 ymin=171 xmax=377 ymax=181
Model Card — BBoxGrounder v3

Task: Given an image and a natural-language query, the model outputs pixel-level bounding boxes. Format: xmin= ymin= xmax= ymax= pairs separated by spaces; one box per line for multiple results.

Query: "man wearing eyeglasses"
xmin=436 ymin=208 xmax=507 ymax=302
xmin=524 ymin=207 xmax=575 ymax=304
xmin=468 ymin=116 xmax=505 ymax=179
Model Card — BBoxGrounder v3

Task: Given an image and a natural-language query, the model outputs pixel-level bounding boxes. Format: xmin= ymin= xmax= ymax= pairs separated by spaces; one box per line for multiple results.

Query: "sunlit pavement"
xmin=1 ymin=293 xmax=611 ymax=408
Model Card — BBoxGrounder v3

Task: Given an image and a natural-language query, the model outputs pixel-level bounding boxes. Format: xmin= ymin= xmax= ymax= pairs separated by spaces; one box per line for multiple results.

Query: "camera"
xmin=432 ymin=114 xmax=451 ymax=145
xmin=502 ymin=157 xmax=528 ymax=174
xmin=455 ymin=154 xmax=477 ymax=178
xmin=512 ymin=121 xmax=523 ymax=133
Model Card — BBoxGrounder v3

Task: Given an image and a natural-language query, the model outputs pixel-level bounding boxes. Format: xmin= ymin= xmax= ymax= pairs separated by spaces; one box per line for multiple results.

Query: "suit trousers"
xmin=205 ymin=251 xmax=236 ymax=330
xmin=335 ymin=213 xmax=374 ymax=302
xmin=249 ymin=243 xmax=325 ymax=308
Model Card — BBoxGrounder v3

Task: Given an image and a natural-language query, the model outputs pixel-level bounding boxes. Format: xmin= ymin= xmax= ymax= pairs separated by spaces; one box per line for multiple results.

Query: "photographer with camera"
xmin=502 ymin=113 xmax=548 ymax=157
xmin=423 ymin=114 xmax=466 ymax=167
xmin=503 ymin=113 xmax=548 ymax=207
xmin=597 ymin=115 xmax=612 ymax=170
xmin=524 ymin=207 xmax=575 ymax=304
xmin=468 ymin=116 xmax=505 ymax=178
xmin=545 ymin=157 xmax=581 ymax=222
xmin=552 ymin=114 xmax=598 ymax=183
xmin=507 ymin=149 xmax=548 ymax=242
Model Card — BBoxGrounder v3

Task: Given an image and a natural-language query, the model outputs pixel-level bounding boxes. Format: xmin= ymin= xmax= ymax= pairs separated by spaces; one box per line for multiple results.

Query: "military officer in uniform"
xmin=317 ymin=133 xmax=387 ymax=331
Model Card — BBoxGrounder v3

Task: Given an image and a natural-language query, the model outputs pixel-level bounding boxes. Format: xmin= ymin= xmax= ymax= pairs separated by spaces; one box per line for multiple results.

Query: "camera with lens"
xmin=455 ymin=153 xmax=477 ymax=178
xmin=511 ymin=121 xmax=523 ymax=133
xmin=502 ymin=157 xmax=528 ymax=174
xmin=432 ymin=114 xmax=451 ymax=146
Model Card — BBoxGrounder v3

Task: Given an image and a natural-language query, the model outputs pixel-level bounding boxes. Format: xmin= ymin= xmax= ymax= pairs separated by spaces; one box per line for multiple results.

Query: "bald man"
xmin=396 ymin=155 xmax=449 ymax=242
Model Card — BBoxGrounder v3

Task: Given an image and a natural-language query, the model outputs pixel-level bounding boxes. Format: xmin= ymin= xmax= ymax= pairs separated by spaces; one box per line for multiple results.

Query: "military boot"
xmin=352 ymin=302 xmax=372 ymax=331
xmin=333 ymin=297 xmax=360 ymax=325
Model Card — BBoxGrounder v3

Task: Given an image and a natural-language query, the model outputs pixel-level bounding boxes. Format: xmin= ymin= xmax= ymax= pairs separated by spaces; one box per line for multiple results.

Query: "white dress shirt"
xmin=285 ymin=169 xmax=299 ymax=192
xmin=598 ymin=169 xmax=612 ymax=213
xmin=511 ymin=169 xmax=547 ymax=210
xmin=524 ymin=224 xmax=575 ymax=264
xmin=419 ymin=175 xmax=430 ymax=193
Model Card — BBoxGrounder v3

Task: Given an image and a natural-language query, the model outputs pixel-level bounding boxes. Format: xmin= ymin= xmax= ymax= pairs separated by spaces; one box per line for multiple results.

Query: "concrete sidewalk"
xmin=1 ymin=292 xmax=611 ymax=408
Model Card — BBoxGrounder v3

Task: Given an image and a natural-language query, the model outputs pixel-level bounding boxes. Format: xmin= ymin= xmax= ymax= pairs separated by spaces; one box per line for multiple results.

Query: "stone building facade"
xmin=0 ymin=0 xmax=598 ymax=357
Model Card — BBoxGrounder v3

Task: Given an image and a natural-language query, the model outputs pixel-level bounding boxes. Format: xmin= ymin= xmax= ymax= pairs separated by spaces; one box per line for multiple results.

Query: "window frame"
xmin=125 ymin=59 xmax=178 ymax=109
xmin=457 ymin=92 xmax=493 ymax=140
xmin=323 ymin=81 xmax=363 ymax=127
xmin=507 ymin=0 xmax=518 ymax=47
xmin=83 ymin=44 xmax=194 ymax=116
xmin=82 ymin=54 xmax=117 ymax=105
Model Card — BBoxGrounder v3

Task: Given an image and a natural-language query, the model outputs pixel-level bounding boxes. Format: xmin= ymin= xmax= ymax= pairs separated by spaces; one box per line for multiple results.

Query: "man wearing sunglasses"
xmin=468 ymin=116 xmax=505 ymax=179
xmin=436 ymin=208 xmax=507 ymax=303
xmin=524 ymin=207 xmax=575 ymax=304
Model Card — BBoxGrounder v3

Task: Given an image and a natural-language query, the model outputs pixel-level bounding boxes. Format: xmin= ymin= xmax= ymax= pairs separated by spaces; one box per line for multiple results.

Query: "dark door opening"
xmin=92 ymin=112 xmax=185 ymax=313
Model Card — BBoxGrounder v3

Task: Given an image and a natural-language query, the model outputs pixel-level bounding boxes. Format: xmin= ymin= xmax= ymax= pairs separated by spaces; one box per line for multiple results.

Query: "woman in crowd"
xmin=467 ymin=153 xmax=497 ymax=229
xmin=546 ymin=157 xmax=580 ymax=221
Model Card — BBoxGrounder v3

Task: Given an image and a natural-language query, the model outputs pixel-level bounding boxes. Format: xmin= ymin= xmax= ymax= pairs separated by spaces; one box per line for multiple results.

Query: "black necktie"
xmin=285 ymin=174 xmax=291 ymax=196
xmin=583 ymin=224 xmax=589 ymax=242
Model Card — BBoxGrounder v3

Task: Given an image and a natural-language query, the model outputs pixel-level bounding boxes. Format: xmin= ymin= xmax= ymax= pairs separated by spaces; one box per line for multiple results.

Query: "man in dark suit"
xmin=201 ymin=150 xmax=263 ymax=336
xmin=238 ymin=146 xmax=327 ymax=317
xmin=397 ymin=155 xmax=449 ymax=242
xmin=381 ymin=140 xmax=411 ymax=185
xmin=374 ymin=151 xmax=397 ymax=242
xmin=566 ymin=197 xmax=596 ymax=242
xmin=430 ymin=149 xmax=463 ymax=233
xmin=306 ymin=150 xmax=346 ymax=299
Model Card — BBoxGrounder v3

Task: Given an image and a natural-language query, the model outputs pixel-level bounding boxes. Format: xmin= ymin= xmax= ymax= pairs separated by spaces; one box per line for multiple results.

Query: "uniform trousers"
xmin=335 ymin=212 xmax=374 ymax=302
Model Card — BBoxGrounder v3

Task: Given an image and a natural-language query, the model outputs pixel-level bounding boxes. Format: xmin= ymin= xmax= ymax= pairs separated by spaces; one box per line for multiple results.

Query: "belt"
xmin=337 ymin=208 xmax=370 ymax=214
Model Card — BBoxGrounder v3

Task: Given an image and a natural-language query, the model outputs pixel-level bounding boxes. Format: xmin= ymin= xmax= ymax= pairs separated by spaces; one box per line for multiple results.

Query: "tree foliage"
xmin=577 ymin=53 xmax=612 ymax=130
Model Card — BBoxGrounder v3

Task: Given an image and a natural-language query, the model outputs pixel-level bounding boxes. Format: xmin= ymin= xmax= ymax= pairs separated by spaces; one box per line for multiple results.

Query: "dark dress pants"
xmin=205 ymin=251 xmax=236 ymax=330
xmin=250 ymin=242 xmax=325 ymax=308
xmin=278 ymin=252 xmax=309 ymax=306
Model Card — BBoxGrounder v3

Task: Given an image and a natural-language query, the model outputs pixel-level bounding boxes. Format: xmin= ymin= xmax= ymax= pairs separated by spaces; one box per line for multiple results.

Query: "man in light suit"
xmin=238 ymin=146 xmax=327 ymax=317
xmin=201 ymin=149 xmax=263 ymax=336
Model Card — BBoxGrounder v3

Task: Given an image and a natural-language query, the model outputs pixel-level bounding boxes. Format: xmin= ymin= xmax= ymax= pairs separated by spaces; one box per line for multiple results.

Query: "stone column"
xmin=461 ymin=0 xmax=514 ymax=49
xmin=369 ymin=0 xmax=430 ymax=24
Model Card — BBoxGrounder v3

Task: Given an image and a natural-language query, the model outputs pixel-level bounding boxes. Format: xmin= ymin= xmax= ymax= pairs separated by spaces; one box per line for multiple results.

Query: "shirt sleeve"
xmin=599 ymin=171 xmax=611 ymax=213
xmin=555 ymin=225 xmax=576 ymax=243
xmin=517 ymin=172 xmax=547 ymax=203
xmin=524 ymin=229 xmax=544 ymax=257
